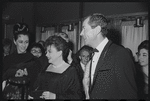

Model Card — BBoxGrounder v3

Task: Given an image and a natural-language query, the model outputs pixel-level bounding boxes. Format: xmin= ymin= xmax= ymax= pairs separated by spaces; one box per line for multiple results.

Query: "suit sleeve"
xmin=114 ymin=48 xmax=137 ymax=99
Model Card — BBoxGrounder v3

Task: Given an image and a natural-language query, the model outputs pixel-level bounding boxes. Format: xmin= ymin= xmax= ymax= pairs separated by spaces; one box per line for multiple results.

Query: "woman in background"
xmin=29 ymin=35 xmax=82 ymax=99
xmin=136 ymin=40 xmax=149 ymax=99
xmin=57 ymin=32 xmax=74 ymax=64
xmin=29 ymin=42 xmax=49 ymax=71
xmin=3 ymin=38 xmax=12 ymax=58
xmin=71 ymin=45 xmax=93 ymax=99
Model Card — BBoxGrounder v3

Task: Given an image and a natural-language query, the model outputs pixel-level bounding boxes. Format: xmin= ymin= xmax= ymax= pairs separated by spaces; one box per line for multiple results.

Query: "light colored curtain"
xmin=35 ymin=26 xmax=41 ymax=42
xmin=78 ymin=21 xmax=86 ymax=49
xmin=121 ymin=19 xmax=148 ymax=61
xmin=41 ymin=27 xmax=55 ymax=41
xmin=36 ymin=27 xmax=55 ymax=42
xmin=36 ymin=25 xmax=78 ymax=53
xmin=62 ymin=25 xmax=78 ymax=53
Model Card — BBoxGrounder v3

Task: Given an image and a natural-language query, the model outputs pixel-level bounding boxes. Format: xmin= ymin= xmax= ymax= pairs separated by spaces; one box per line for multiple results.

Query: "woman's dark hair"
xmin=13 ymin=22 xmax=30 ymax=41
xmin=138 ymin=40 xmax=149 ymax=52
xmin=38 ymin=40 xmax=45 ymax=48
xmin=13 ymin=22 xmax=29 ymax=34
xmin=13 ymin=31 xmax=30 ymax=41
xmin=29 ymin=42 xmax=45 ymax=55
xmin=45 ymin=35 xmax=69 ymax=63
xmin=57 ymin=32 xmax=74 ymax=51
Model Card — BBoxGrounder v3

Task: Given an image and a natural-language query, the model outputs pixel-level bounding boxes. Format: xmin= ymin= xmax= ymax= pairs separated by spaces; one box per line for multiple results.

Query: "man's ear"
xmin=95 ymin=25 xmax=101 ymax=34
xmin=58 ymin=50 xmax=62 ymax=56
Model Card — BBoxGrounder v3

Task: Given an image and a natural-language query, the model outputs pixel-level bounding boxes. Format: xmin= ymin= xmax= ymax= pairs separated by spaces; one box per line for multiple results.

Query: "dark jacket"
xmin=90 ymin=40 xmax=137 ymax=99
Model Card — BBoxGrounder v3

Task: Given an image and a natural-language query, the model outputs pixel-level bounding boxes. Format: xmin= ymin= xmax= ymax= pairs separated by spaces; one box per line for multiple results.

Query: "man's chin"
xmin=85 ymin=41 xmax=89 ymax=45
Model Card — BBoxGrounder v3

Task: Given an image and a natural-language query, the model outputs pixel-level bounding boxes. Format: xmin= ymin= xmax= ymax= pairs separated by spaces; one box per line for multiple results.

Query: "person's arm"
xmin=2 ymin=66 xmax=18 ymax=81
xmin=114 ymin=48 xmax=137 ymax=99
xmin=26 ymin=58 xmax=42 ymax=91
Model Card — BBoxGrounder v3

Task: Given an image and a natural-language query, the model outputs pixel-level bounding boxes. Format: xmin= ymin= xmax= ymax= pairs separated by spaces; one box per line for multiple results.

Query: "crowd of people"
xmin=2 ymin=13 xmax=149 ymax=100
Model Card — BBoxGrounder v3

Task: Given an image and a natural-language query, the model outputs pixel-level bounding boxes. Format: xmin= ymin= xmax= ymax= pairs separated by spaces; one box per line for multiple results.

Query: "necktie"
xmin=88 ymin=51 xmax=95 ymax=93
xmin=92 ymin=48 xmax=99 ymax=53
xmin=89 ymin=48 xmax=99 ymax=88
xmin=83 ymin=48 xmax=99 ymax=99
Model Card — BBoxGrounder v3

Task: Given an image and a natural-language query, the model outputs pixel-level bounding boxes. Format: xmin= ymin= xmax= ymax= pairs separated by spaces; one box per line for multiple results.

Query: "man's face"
xmin=80 ymin=17 xmax=97 ymax=46
xmin=79 ymin=50 xmax=90 ymax=65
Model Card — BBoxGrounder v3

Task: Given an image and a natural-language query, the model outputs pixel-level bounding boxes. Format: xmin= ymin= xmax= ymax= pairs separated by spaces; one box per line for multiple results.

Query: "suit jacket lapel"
xmin=90 ymin=40 xmax=113 ymax=93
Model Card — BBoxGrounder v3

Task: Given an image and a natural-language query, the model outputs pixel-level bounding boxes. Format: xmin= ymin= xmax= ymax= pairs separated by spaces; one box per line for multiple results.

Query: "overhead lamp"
xmin=41 ymin=26 xmax=46 ymax=33
xmin=68 ymin=23 xmax=74 ymax=31
xmin=134 ymin=17 xmax=143 ymax=27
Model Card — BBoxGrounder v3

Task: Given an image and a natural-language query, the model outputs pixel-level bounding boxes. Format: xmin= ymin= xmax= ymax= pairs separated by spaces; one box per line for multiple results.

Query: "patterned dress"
xmin=3 ymin=51 xmax=42 ymax=100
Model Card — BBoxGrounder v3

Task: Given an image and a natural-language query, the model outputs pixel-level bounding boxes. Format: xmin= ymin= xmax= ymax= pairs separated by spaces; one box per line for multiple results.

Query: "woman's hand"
xmin=15 ymin=69 xmax=24 ymax=77
xmin=2 ymin=80 xmax=7 ymax=91
xmin=40 ymin=91 xmax=56 ymax=99
xmin=28 ymin=95 xmax=34 ymax=99
xmin=15 ymin=68 xmax=28 ymax=77
xmin=23 ymin=68 xmax=28 ymax=76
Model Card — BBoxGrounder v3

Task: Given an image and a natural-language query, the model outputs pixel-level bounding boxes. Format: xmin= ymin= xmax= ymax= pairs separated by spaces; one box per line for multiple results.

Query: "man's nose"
xmin=80 ymin=30 xmax=84 ymax=36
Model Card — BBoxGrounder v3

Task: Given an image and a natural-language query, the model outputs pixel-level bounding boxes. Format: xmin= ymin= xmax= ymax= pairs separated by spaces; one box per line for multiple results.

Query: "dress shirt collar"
xmin=80 ymin=62 xmax=86 ymax=71
xmin=96 ymin=37 xmax=109 ymax=53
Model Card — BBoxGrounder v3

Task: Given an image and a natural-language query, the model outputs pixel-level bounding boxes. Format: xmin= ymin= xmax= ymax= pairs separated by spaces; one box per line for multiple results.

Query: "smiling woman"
xmin=14 ymin=32 xmax=29 ymax=54
xmin=136 ymin=40 xmax=149 ymax=99
xmin=29 ymin=35 xmax=82 ymax=99
xmin=3 ymin=23 xmax=42 ymax=100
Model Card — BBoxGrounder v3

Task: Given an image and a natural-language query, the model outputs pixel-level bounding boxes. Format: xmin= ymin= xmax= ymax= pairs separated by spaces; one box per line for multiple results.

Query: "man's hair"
xmin=84 ymin=13 xmax=108 ymax=37
xmin=79 ymin=45 xmax=93 ymax=58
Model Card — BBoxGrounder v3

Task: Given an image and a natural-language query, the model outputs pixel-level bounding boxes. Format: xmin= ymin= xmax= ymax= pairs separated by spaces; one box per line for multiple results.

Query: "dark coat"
xmin=89 ymin=40 xmax=137 ymax=99
xmin=71 ymin=58 xmax=85 ymax=99
xmin=3 ymin=51 xmax=42 ymax=90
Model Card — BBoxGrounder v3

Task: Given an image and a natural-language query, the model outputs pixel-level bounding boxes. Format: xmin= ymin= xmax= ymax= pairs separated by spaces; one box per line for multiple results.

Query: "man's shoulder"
xmin=108 ymin=43 xmax=129 ymax=57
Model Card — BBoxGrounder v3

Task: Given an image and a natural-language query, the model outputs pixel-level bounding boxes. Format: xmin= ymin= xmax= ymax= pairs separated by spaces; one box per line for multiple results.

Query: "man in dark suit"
xmin=80 ymin=13 xmax=137 ymax=99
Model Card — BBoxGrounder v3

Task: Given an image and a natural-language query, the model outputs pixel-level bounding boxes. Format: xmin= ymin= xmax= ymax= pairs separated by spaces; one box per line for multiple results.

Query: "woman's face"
xmin=14 ymin=34 xmax=29 ymax=54
xmin=31 ymin=47 xmax=42 ymax=58
xmin=46 ymin=45 xmax=62 ymax=64
xmin=138 ymin=48 xmax=149 ymax=67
